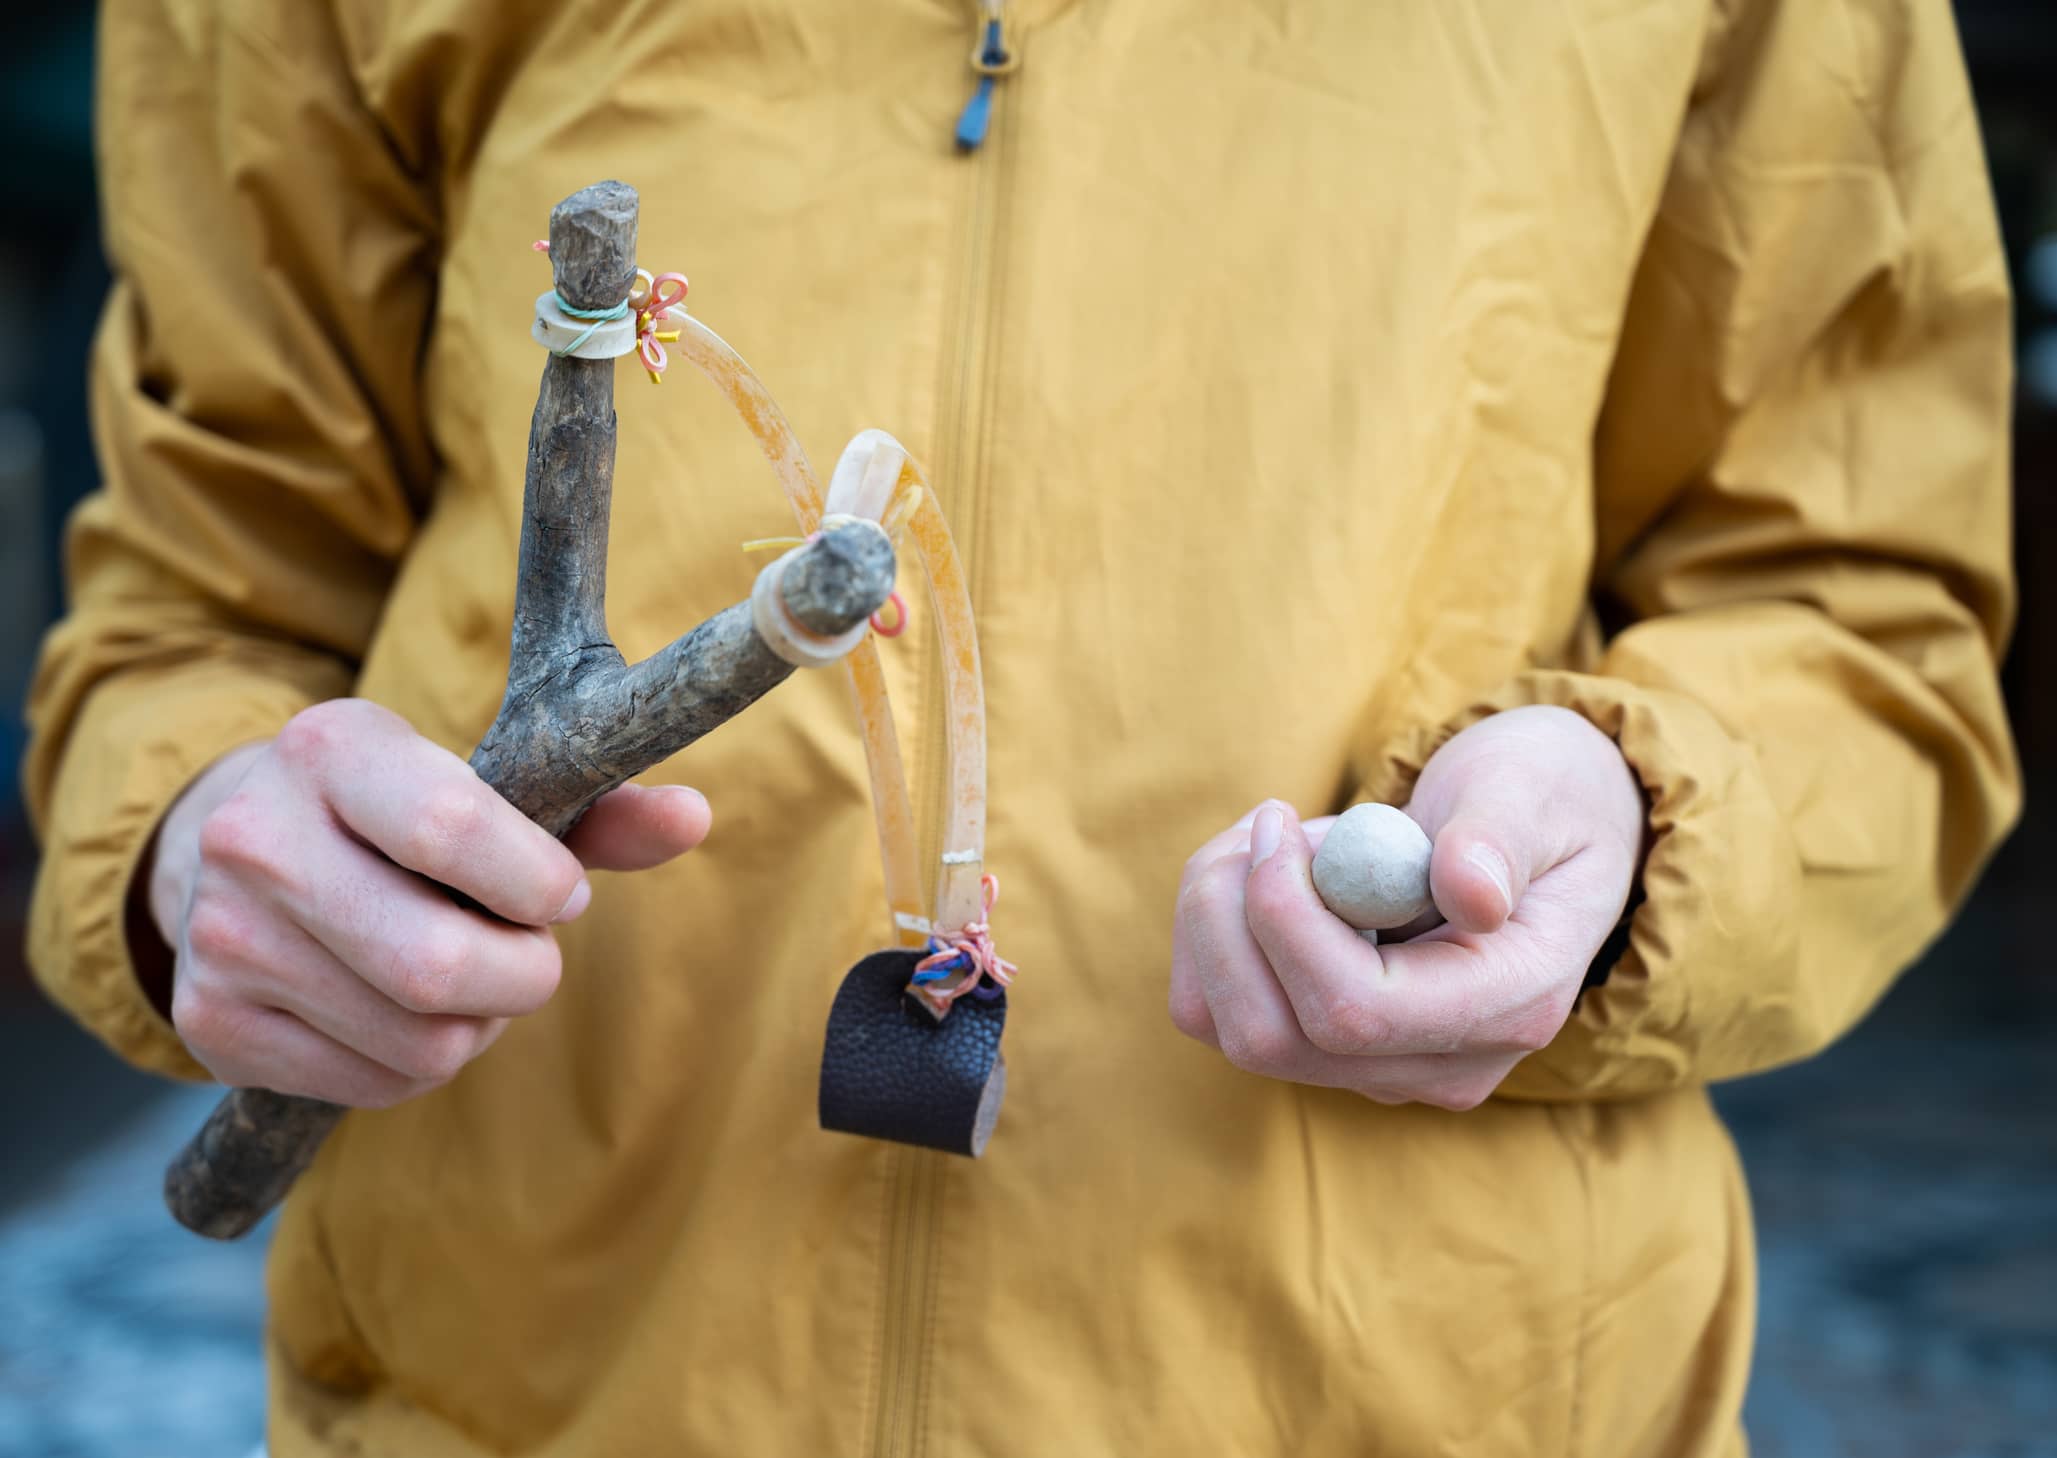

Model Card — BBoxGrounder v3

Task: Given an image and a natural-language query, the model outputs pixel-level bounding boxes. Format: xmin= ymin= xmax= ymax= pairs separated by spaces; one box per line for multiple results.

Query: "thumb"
xmin=1418 ymin=766 xmax=1554 ymax=935
xmin=562 ymin=783 xmax=713 ymax=872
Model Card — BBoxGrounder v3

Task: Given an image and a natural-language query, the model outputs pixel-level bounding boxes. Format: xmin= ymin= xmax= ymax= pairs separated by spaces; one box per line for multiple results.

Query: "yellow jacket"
xmin=27 ymin=1 xmax=2018 ymax=1453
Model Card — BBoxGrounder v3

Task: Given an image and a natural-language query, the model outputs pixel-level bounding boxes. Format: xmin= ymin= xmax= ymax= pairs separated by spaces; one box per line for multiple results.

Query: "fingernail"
xmin=1249 ymin=804 xmax=1283 ymax=867
xmin=553 ymin=878 xmax=592 ymax=923
xmin=1233 ymin=802 xmax=1267 ymax=830
xmin=1463 ymin=845 xmax=1513 ymax=917
xmin=662 ymin=784 xmax=710 ymax=814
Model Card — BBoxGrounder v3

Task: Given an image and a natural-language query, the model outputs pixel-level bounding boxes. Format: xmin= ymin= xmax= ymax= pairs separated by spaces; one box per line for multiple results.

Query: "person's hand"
xmin=1168 ymin=705 xmax=1644 ymax=1109
xmin=146 ymin=698 xmax=711 ymax=1106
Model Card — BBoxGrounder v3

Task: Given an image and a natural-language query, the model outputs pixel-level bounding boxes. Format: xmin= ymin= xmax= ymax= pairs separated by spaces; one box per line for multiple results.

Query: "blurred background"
xmin=1 ymin=6 xmax=2052 ymax=1457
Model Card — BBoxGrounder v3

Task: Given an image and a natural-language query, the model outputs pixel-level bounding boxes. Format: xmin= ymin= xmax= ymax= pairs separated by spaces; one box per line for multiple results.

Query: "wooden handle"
xmin=163 ymin=1090 xmax=348 ymax=1238
xmin=162 ymin=180 xmax=897 ymax=1239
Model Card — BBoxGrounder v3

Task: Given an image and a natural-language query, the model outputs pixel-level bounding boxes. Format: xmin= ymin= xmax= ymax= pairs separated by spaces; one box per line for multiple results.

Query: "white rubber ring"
xmin=750 ymin=548 xmax=872 ymax=669
xmin=531 ymin=290 xmax=638 ymax=359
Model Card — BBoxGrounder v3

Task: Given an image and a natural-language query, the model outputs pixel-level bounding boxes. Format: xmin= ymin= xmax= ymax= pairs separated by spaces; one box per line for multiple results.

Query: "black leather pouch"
xmin=819 ymin=949 xmax=1008 ymax=1156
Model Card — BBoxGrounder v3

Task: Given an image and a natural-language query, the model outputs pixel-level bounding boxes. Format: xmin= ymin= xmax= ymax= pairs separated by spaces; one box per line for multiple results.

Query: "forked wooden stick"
xmin=163 ymin=181 xmax=895 ymax=1239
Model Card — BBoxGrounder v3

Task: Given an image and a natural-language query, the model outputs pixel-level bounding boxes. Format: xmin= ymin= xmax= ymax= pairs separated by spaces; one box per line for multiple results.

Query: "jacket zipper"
xmin=870 ymin=1148 xmax=942 ymax=1458
xmin=868 ymin=10 xmax=1023 ymax=1457
xmin=954 ymin=0 xmax=1019 ymax=152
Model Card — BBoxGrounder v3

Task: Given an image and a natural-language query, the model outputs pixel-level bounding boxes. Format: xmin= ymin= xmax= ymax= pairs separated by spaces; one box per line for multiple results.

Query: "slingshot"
xmin=164 ymin=180 xmax=1011 ymax=1240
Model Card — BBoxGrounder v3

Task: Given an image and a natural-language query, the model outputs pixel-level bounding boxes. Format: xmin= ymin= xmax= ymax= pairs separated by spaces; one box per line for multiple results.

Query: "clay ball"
xmin=1311 ymin=803 xmax=1434 ymax=931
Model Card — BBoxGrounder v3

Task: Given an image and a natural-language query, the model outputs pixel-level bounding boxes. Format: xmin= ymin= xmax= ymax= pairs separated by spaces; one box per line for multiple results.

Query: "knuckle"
xmin=1217 ymin=1022 xmax=1296 ymax=1075
xmin=1167 ymin=985 xmax=1212 ymax=1042
xmin=404 ymin=785 xmax=485 ymax=867
xmin=1304 ymin=994 xmax=1393 ymax=1057
xmin=1240 ymin=862 xmax=1286 ymax=916
xmin=391 ymin=1019 xmax=480 ymax=1084
xmin=171 ymin=988 xmax=251 ymax=1067
xmin=1176 ymin=861 xmax=1225 ymax=916
xmin=1173 ymin=874 xmax=1236 ymax=949
xmin=274 ymin=700 xmax=357 ymax=766
xmin=1240 ymin=864 xmax=1301 ymax=933
xmin=183 ymin=897 xmax=259 ymax=967
xmin=390 ymin=926 xmax=471 ymax=1013
xmin=1197 ymin=855 xmax=1248 ymax=902
xmin=196 ymin=796 xmax=273 ymax=873
xmin=1178 ymin=845 xmax=1231 ymax=898
xmin=1502 ymin=1000 xmax=1567 ymax=1054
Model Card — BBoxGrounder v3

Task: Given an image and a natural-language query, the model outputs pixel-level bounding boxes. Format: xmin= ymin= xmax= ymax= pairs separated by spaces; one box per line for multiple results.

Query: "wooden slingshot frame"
xmin=164 ymin=180 xmax=1000 ymax=1239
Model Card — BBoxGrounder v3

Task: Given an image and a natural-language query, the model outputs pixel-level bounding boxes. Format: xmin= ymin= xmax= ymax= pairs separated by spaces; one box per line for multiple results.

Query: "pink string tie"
xmin=912 ymin=874 xmax=1017 ymax=1007
xmin=631 ymin=271 xmax=689 ymax=381
xmin=532 ymin=245 xmax=688 ymax=384
xmin=871 ymin=590 xmax=909 ymax=638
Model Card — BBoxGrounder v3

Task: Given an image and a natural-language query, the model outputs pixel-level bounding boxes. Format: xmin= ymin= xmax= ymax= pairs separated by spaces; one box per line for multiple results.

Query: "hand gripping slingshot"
xmin=163 ymin=181 xmax=1012 ymax=1240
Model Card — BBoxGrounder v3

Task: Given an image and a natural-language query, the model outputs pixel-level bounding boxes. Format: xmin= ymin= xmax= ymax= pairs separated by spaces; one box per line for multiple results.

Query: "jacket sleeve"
xmin=22 ymin=1 xmax=436 ymax=1078
xmin=1357 ymin=0 xmax=2020 ymax=1098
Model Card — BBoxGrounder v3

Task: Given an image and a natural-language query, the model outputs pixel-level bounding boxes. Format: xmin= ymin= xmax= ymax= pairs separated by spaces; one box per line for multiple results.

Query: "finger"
xmin=1167 ymin=881 xmax=1220 ymax=1047
xmin=562 ymin=783 xmax=713 ymax=872
xmin=1381 ymin=902 xmax=1447 ymax=942
xmin=1180 ymin=806 xmax=1335 ymax=894
xmin=1237 ymin=807 xmax=1338 ymax=844
xmin=278 ymin=704 xmax=587 ymax=927
xmin=1179 ymin=817 xmax=1545 ymax=1102
xmin=1179 ymin=803 xmax=1270 ymax=898
xmin=1180 ymin=849 xmax=1319 ymax=1079
xmin=184 ymin=882 xmax=505 ymax=1079
xmin=1171 ymin=802 xmax=1319 ymax=1047
xmin=175 ymin=995 xmax=431 ymax=1109
xmin=1174 ymin=852 xmax=1525 ymax=1104
xmin=282 ymin=952 xmax=507 ymax=1086
xmin=1247 ymin=801 xmax=1573 ymax=1058
xmin=1367 ymin=921 xmax=1584 ymax=1059
xmin=1342 ymin=1049 xmax=1523 ymax=1112
xmin=1172 ymin=812 xmax=1333 ymax=1050
xmin=1246 ymin=802 xmax=1481 ymax=1055
xmin=281 ymin=832 xmax=565 ymax=1019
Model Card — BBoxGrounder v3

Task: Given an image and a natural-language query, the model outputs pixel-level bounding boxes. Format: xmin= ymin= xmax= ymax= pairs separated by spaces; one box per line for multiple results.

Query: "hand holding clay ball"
xmin=1310 ymin=803 xmax=1435 ymax=940
xmin=1169 ymin=707 xmax=1645 ymax=1109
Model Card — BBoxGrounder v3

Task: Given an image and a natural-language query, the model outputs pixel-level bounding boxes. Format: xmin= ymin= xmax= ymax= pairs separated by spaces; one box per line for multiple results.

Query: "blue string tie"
xmin=551 ymin=292 xmax=631 ymax=357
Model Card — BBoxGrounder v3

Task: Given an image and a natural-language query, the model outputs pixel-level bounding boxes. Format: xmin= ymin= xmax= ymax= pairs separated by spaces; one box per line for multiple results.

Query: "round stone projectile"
xmin=1311 ymin=802 xmax=1434 ymax=930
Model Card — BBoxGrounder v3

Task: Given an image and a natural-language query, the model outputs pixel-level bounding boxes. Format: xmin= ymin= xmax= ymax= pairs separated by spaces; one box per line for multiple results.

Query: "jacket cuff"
xmin=26 ymin=657 xmax=337 ymax=1080
xmin=1353 ymin=668 xmax=1803 ymax=1100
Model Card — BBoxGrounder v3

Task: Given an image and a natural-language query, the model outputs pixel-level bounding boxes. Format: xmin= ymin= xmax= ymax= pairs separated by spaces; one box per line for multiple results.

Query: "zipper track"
xmin=870 ymin=1149 xmax=942 ymax=1458
xmin=868 ymin=15 xmax=1021 ymax=1458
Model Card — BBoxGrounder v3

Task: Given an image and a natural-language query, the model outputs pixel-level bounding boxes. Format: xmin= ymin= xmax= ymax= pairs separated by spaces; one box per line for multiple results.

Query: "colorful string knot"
xmin=531 ymin=244 xmax=687 ymax=383
xmin=629 ymin=268 xmax=689 ymax=384
xmin=910 ymin=874 xmax=1016 ymax=1006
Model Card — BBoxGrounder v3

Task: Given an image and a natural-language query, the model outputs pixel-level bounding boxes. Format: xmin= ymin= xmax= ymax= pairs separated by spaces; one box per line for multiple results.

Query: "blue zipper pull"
xmin=956 ymin=67 xmax=999 ymax=151
xmin=955 ymin=5 xmax=1016 ymax=153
